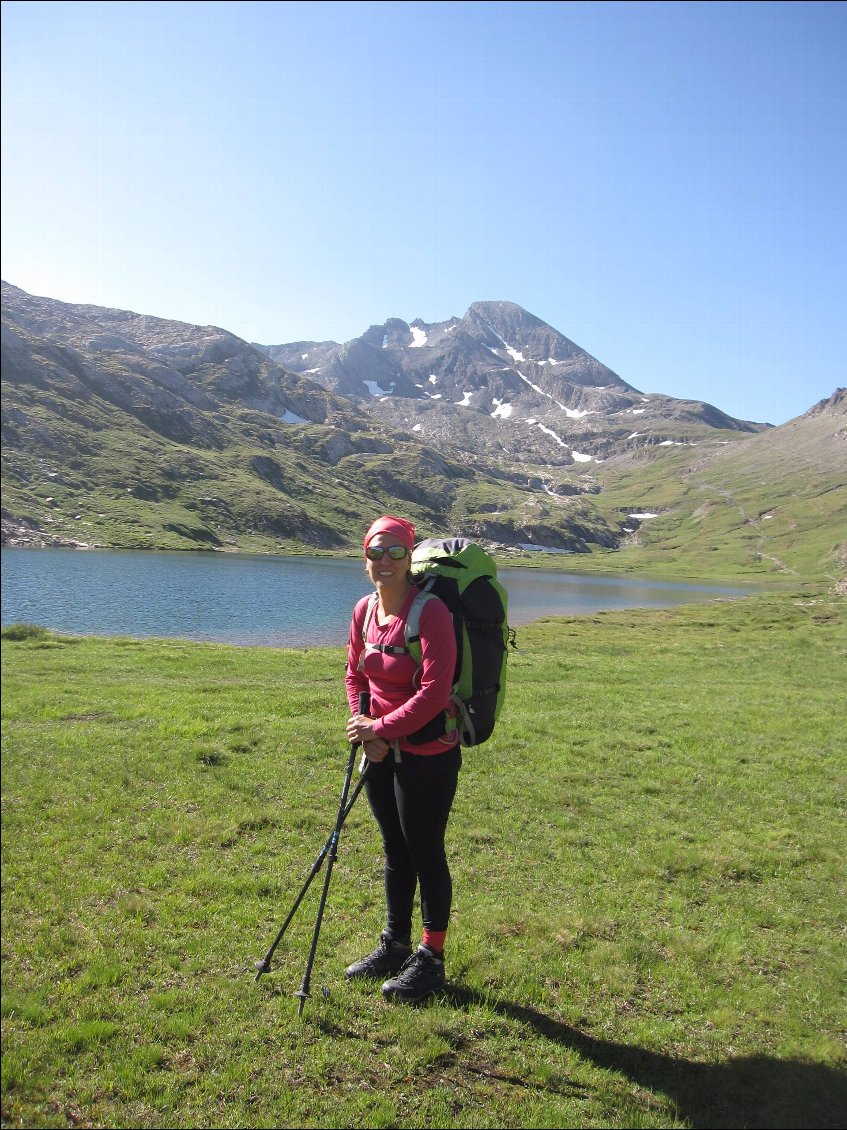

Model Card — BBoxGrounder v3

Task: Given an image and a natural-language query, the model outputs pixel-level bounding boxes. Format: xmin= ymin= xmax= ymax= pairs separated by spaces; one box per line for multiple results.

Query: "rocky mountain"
xmin=257 ymin=300 xmax=766 ymax=466
xmin=2 ymin=282 xmax=842 ymax=581
xmin=0 ymin=284 xmax=623 ymax=553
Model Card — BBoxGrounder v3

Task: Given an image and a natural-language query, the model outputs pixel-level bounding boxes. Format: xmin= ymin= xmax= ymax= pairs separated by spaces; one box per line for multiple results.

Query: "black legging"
xmin=363 ymin=744 xmax=462 ymax=940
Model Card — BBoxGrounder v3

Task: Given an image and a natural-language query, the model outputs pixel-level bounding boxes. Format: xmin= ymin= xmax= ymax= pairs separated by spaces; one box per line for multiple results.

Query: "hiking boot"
xmin=345 ymin=932 xmax=412 ymax=980
xmin=381 ymin=944 xmax=446 ymax=1002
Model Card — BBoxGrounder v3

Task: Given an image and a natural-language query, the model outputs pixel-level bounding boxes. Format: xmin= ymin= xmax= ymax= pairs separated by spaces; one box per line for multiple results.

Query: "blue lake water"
xmin=0 ymin=547 xmax=752 ymax=649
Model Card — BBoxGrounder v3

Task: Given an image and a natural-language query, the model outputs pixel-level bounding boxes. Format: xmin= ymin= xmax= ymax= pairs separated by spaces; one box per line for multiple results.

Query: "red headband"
xmin=363 ymin=515 xmax=416 ymax=551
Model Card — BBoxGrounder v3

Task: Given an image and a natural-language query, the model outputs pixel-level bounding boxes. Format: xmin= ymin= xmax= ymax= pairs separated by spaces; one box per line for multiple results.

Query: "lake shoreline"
xmin=0 ymin=536 xmax=777 ymax=592
xmin=2 ymin=545 xmax=768 ymax=649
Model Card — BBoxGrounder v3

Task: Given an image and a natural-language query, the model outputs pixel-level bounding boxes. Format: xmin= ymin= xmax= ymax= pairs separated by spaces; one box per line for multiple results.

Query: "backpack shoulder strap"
xmin=361 ymin=592 xmax=378 ymax=640
xmin=403 ymin=586 xmax=438 ymax=664
xmin=358 ymin=591 xmax=426 ymax=666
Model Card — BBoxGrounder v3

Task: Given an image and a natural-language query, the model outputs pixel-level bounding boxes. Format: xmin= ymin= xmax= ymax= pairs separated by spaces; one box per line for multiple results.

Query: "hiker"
xmin=344 ymin=514 xmax=461 ymax=1002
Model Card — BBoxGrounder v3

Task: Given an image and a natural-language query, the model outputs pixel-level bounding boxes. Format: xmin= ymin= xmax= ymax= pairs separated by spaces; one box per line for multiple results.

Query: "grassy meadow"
xmin=1 ymin=587 xmax=846 ymax=1129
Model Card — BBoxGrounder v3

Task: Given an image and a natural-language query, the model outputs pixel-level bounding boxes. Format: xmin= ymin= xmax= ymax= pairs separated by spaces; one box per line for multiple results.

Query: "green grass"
xmin=587 ymin=423 xmax=846 ymax=583
xmin=2 ymin=589 xmax=846 ymax=1129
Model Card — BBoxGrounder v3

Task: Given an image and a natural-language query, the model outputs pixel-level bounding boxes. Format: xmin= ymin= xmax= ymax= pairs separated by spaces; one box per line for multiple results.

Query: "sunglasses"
xmin=365 ymin=544 xmax=409 ymax=562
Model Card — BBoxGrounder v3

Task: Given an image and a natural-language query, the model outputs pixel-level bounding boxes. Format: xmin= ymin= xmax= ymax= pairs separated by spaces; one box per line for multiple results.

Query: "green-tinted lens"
xmin=366 ymin=545 xmax=408 ymax=561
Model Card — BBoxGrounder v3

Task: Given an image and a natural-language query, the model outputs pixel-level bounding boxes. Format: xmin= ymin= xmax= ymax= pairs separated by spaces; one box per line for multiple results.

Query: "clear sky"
xmin=2 ymin=1 xmax=845 ymax=425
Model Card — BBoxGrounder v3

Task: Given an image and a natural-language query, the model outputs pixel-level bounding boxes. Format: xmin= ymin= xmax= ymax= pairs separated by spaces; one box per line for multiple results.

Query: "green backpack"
xmin=362 ymin=538 xmax=513 ymax=746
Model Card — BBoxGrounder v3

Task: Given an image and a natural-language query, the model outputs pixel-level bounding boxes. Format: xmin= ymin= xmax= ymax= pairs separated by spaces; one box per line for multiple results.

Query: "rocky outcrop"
xmin=257 ymin=299 xmax=768 ymax=467
xmin=2 ymin=282 xmax=631 ymax=552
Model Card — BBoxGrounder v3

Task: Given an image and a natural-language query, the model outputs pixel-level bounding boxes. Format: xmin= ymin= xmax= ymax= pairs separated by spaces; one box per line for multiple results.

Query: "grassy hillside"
xmin=0 ymin=327 xmax=468 ymax=554
xmin=5 ymin=285 xmax=844 ymax=576
xmin=585 ymin=394 xmax=846 ymax=582
xmin=2 ymin=588 xmax=845 ymax=1129
xmin=1 ymin=285 xmax=629 ymax=555
xmin=0 ymin=415 xmax=454 ymax=555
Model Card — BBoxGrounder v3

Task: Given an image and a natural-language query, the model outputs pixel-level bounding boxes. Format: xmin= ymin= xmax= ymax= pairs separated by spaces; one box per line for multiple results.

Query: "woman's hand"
xmin=348 ymin=716 xmax=390 ymax=762
xmin=347 ymin=713 xmax=377 ymax=745
xmin=363 ymin=738 xmax=391 ymax=763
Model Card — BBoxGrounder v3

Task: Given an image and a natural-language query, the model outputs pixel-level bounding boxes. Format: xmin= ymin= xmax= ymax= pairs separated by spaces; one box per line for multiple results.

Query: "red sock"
xmin=422 ymin=929 xmax=447 ymax=954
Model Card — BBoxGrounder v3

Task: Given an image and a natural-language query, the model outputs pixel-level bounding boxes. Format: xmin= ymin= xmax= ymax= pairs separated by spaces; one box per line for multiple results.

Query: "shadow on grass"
xmin=444 ymin=985 xmax=847 ymax=1130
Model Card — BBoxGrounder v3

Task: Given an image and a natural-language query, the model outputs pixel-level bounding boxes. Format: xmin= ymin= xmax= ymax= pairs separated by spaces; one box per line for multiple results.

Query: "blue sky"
xmin=2 ymin=0 xmax=844 ymax=425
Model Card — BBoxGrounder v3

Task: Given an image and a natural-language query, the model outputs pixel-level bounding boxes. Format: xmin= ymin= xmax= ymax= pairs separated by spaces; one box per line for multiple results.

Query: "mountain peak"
xmin=252 ymin=297 xmax=766 ymax=468
xmin=1 ymin=281 xmax=838 ymax=575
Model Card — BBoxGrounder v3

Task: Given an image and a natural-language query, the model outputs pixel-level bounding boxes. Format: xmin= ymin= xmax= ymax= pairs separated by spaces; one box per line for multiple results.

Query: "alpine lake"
xmin=1 ymin=546 xmax=755 ymax=649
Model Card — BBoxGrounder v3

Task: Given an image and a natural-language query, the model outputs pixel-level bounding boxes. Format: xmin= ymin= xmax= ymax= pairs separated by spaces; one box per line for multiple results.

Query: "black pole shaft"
xmin=254 ymin=692 xmax=371 ymax=983
xmin=254 ymin=771 xmax=368 ymax=980
xmin=295 ymin=743 xmax=359 ymax=1014
xmin=293 ymin=691 xmax=370 ymax=1014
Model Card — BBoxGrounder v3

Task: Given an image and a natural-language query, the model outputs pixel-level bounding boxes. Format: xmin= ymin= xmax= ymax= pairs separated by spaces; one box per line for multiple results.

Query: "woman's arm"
xmin=345 ymin=598 xmax=370 ymax=714
xmin=370 ymin=597 xmax=457 ymax=741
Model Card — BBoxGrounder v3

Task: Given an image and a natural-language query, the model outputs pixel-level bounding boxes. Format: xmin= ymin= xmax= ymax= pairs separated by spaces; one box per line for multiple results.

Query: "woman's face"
xmin=365 ymin=533 xmax=410 ymax=595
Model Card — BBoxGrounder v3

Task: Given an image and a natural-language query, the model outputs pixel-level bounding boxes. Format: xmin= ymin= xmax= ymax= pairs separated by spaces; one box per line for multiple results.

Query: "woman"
xmin=345 ymin=514 xmax=461 ymax=1003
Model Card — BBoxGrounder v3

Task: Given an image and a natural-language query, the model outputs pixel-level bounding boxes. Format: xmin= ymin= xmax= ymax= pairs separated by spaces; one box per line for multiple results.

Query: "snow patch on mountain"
xmin=533 ymin=421 xmax=594 ymax=461
xmin=364 ymin=378 xmax=394 ymax=396
xmin=280 ymin=409 xmax=309 ymax=424
xmin=517 ymin=543 xmax=574 ymax=554
xmin=480 ymin=317 xmax=526 ymax=363
xmin=512 ymin=367 xmax=592 ymax=418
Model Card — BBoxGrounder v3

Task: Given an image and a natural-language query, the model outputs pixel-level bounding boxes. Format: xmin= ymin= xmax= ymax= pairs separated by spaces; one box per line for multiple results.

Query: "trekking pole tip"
xmin=254 ymin=958 xmax=271 ymax=980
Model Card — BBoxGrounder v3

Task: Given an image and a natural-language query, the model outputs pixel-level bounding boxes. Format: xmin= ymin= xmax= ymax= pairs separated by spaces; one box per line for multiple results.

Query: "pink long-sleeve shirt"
xmin=346 ymin=588 xmax=458 ymax=755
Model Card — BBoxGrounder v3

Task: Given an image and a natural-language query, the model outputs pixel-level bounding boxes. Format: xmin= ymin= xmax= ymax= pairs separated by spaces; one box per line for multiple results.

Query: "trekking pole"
xmin=294 ymin=691 xmax=370 ymax=1016
xmin=253 ymin=779 xmax=369 ymax=978
xmin=254 ymin=693 xmax=371 ymax=983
